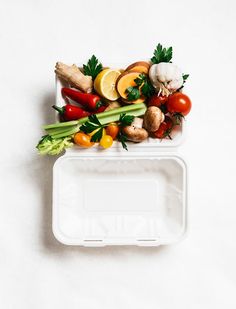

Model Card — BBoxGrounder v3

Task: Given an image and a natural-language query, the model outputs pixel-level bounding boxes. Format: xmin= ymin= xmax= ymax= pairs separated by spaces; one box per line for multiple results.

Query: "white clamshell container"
xmin=52 ymin=68 xmax=188 ymax=247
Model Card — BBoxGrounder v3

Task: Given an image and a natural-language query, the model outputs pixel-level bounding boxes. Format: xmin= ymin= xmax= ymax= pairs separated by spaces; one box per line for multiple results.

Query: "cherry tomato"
xmin=154 ymin=116 xmax=174 ymax=139
xmin=167 ymin=93 xmax=192 ymax=116
xmin=148 ymin=95 xmax=168 ymax=107
xmin=100 ymin=135 xmax=113 ymax=149
xmin=105 ymin=123 xmax=119 ymax=139
xmin=74 ymin=132 xmax=94 ymax=148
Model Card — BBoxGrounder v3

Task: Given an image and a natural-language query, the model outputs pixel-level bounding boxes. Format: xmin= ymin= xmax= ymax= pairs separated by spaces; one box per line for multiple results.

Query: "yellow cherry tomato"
xmin=74 ymin=132 xmax=94 ymax=148
xmin=99 ymin=135 xmax=113 ymax=149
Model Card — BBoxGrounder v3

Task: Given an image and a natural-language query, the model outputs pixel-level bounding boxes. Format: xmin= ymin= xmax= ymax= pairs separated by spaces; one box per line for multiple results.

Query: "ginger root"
xmin=55 ymin=62 xmax=93 ymax=93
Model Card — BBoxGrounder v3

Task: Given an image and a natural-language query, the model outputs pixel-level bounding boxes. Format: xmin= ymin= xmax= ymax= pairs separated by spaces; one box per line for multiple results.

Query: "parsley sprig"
xmin=134 ymin=74 xmax=155 ymax=97
xmin=126 ymin=87 xmax=140 ymax=101
xmin=151 ymin=43 xmax=173 ymax=64
xmin=117 ymin=132 xmax=128 ymax=151
xmin=83 ymin=55 xmax=103 ymax=80
xmin=80 ymin=113 xmax=135 ymax=150
xmin=117 ymin=114 xmax=135 ymax=151
xmin=119 ymin=113 xmax=134 ymax=126
xmin=80 ymin=114 xmax=104 ymax=142
xmin=125 ymin=74 xmax=155 ymax=101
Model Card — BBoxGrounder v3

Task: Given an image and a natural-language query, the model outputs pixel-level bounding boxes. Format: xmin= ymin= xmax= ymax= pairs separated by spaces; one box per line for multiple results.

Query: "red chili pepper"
xmin=52 ymin=105 xmax=90 ymax=121
xmin=61 ymin=87 xmax=104 ymax=111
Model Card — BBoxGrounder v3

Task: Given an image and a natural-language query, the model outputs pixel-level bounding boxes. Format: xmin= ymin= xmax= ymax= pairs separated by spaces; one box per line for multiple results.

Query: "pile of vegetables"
xmin=37 ymin=44 xmax=192 ymax=155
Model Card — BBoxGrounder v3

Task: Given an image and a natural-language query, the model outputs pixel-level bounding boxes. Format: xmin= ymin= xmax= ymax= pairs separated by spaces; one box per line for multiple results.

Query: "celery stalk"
xmin=92 ymin=103 xmax=146 ymax=119
xmin=98 ymin=106 xmax=146 ymax=125
xmin=49 ymin=105 xmax=147 ymax=139
xmin=43 ymin=120 xmax=79 ymax=130
xmin=45 ymin=126 xmax=77 ymax=135
xmin=43 ymin=103 xmax=146 ymax=131
xmin=51 ymin=125 xmax=80 ymax=139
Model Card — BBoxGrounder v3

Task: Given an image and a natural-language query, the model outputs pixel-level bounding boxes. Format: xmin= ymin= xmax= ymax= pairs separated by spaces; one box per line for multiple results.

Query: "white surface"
xmin=53 ymin=156 xmax=186 ymax=245
xmin=0 ymin=0 xmax=236 ymax=308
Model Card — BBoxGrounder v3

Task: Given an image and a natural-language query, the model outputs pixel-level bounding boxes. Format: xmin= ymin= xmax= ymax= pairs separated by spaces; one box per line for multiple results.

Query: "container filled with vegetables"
xmin=37 ymin=44 xmax=191 ymax=154
xmin=38 ymin=44 xmax=190 ymax=246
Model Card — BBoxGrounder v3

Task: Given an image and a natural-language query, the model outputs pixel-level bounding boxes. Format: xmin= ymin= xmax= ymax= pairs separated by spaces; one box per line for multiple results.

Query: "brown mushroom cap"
xmin=143 ymin=106 xmax=164 ymax=132
xmin=122 ymin=126 xmax=148 ymax=143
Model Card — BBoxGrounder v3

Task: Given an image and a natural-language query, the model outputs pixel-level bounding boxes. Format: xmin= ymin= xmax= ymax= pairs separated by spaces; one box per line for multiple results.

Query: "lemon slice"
xmin=94 ymin=69 xmax=121 ymax=101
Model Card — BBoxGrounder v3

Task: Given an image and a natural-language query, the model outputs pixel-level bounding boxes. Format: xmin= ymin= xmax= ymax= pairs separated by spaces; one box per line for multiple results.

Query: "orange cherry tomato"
xmin=74 ymin=132 xmax=94 ymax=148
xmin=105 ymin=123 xmax=119 ymax=139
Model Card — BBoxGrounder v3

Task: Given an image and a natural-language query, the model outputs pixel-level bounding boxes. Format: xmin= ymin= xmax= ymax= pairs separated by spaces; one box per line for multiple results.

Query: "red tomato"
xmin=166 ymin=93 xmax=192 ymax=116
xmin=154 ymin=116 xmax=174 ymax=139
xmin=148 ymin=95 xmax=168 ymax=108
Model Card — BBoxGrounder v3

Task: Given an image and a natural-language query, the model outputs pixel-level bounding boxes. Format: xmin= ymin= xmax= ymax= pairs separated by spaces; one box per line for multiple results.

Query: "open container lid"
xmin=52 ymin=73 xmax=188 ymax=247
xmin=53 ymin=152 xmax=187 ymax=246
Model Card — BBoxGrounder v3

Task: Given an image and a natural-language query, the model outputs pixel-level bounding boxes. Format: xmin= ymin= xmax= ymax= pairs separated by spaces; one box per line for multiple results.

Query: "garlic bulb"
xmin=149 ymin=62 xmax=183 ymax=96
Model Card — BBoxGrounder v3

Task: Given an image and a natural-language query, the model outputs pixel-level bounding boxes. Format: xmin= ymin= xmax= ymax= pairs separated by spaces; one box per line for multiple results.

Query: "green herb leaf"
xmin=134 ymin=74 xmax=146 ymax=86
xmin=80 ymin=122 xmax=98 ymax=134
xmin=90 ymin=127 xmax=104 ymax=142
xmin=151 ymin=43 xmax=173 ymax=64
xmin=117 ymin=113 xmax=135 ymax=150
xmin=134 ymin=74 xmax=155 ymax=98
xmin=117 ymin=132 xmax=128 ymax=151
xmin=177 ymin=74 xmax=190 ymax=91
xmin=182 ymin=74 xmax=189 ymax=83
xmin=88 ymin=114 xmax=102 ymax=126
xmin=140 ymin=78 xmax=155 ymax=97
xmin=119 ymin=113 xmax=134 ymax=126
xmin=80 ymin=114 xmax=104 ymax=142
xmin=83 ymin=55 xmax=103 ymax=80
xmin=80 ymin=114 xmax=102 ymax=134
xmin=125 ymin=87 xmax=140 ymax=101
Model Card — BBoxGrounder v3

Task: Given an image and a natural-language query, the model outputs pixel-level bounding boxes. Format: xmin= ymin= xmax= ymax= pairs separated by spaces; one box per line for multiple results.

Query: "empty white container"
xmin=52 ymin=70 xmax=188 ymax=246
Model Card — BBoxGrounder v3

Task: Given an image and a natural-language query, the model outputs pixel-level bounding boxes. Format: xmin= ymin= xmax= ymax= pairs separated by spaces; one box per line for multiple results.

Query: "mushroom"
xmin=143 ymin=106 xmax=165 ymax=132
xmin=122 ymin=117 xmax=148 ymax=142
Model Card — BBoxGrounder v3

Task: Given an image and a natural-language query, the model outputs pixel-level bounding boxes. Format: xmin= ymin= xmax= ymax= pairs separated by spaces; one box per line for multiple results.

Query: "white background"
xmin=0 ymin=0 xmax=236 ymax=308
